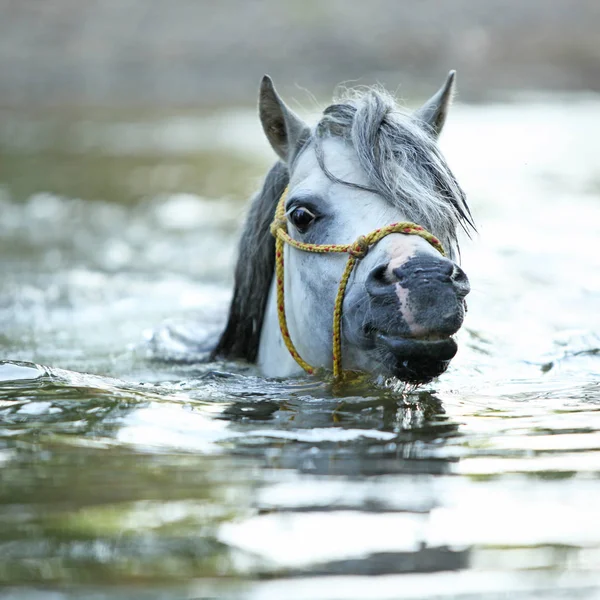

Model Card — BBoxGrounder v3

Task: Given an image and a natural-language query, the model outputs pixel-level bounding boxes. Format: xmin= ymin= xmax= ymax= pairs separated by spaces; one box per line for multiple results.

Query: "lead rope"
xmin=269 ymin=186 xmax=445 ymax=380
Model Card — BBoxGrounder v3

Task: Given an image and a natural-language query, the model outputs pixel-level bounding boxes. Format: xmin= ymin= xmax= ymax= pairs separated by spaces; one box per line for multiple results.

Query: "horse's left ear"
xmin=413 ymin=70 xmax=456 ymax=138
xmin=259 ymin=75 xmax=309 ymax=162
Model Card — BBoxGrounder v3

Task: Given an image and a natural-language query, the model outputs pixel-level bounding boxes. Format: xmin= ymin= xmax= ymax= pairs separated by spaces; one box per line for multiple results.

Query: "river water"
xmin=0 ymin=96 xmax=599 ymax=599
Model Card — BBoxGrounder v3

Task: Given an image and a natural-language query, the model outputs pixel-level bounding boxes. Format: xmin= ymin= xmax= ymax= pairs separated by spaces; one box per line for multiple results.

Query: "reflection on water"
xmin=1 ymin=96 xmax=600 ymax=599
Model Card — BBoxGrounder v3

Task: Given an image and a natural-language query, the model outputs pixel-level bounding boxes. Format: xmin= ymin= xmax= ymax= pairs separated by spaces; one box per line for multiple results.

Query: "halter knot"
xmin=348 ymin=236 xmax=369 ymax=259
xmin=269 ymin=217 xmax=287 ymax=236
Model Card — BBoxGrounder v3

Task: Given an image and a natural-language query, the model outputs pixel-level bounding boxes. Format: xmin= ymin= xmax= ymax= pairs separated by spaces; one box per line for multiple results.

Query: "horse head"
xmin=215 ymin=73 xmax=474 ymax=384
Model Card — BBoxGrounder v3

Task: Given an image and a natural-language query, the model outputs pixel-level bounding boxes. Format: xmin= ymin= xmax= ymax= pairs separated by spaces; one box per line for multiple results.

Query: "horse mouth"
xmin=372 ymin=331 xmax=458 ymax=384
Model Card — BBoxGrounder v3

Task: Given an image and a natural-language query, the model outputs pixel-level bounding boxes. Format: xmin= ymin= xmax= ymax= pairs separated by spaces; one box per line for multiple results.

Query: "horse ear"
xmin=259 ymin=75 xmax=308 ymax=162
xmin=413 ymin=70 xmax=456 ymax=137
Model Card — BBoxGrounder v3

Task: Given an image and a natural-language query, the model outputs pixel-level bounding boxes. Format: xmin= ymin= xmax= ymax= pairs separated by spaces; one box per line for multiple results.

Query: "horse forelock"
xmin=313 ymin=88 xmax=475 ymax=256
xmin=213 ymin=161 xmax=289 ymax=361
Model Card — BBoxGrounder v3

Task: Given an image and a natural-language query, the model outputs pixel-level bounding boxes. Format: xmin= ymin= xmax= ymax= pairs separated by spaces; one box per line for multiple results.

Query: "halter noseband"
xmin=269 ymin=186 xmax=445 ymax=380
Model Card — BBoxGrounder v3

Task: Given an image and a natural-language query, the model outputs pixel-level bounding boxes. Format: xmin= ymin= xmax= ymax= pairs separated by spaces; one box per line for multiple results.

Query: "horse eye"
xmin=289 ymin=207 xmax=316 ymax=233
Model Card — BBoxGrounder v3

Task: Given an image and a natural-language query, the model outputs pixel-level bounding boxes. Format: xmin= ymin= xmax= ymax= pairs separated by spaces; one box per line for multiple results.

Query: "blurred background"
xmin=2 ymin=0 xmax=600 ymax=107
xmin=0 ymin=0 xmax=599 ymax=216
xmin=1 ymin=2 xmax=600 ymax=599
xmin=1 ymin=0 xmax=600 ymax=205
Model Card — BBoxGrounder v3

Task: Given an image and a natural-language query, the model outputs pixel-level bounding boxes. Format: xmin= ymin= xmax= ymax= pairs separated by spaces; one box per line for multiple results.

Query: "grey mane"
xmin=214 ymin=88 xmax=474 ymax=362
xmin=314 ymin=87 xmax=475 ymax=257
xmin=212 ymin=161 xmax=288 ymax=361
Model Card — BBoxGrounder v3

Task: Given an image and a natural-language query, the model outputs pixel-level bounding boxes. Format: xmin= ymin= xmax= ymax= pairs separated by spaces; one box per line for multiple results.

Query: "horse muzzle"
xmin=362 ymin=252 xmax=470 ymax=382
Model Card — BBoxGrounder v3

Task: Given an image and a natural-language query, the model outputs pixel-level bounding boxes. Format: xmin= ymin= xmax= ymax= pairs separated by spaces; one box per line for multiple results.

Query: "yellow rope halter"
xmin=269 ymin=185 xmax=445 ymax=380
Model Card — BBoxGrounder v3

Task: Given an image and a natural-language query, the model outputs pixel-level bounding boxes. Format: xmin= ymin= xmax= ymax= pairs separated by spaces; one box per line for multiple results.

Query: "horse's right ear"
xmin=259 ymin=75 xmax=308 ymax=162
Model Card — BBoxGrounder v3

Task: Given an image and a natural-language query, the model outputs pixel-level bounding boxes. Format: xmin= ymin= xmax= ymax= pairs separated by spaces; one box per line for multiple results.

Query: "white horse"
xmin=214 ymin=72 xmax=474 ymax=383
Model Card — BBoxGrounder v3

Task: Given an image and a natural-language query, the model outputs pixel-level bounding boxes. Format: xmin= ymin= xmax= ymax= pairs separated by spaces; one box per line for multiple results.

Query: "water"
xmin=0 ymin=96 xmax=600 ymax=599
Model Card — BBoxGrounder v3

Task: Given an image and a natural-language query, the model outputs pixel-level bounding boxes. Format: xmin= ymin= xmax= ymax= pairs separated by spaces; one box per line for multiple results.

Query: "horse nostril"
xmin=366 ymin=264 xmax=392 ymax=297
xmin=451 ymin=265 xmax=470 ymax=297
xmin=451 ymin=265 xmax=467 ymax=283
xmin=367 ymin=258 xmax=469 ymax=299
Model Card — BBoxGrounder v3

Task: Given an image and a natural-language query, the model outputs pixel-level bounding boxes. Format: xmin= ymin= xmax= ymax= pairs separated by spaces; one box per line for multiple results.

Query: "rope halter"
xmin=269 ymin=185 xmax=445 ymax=380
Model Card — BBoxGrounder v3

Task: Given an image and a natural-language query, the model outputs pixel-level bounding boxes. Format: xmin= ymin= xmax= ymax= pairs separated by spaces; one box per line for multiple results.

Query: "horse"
xmin=212 ymin=72 xmax=474 ymax=384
